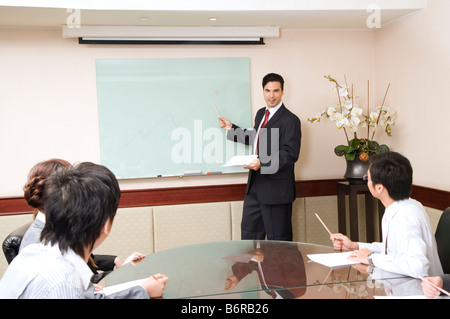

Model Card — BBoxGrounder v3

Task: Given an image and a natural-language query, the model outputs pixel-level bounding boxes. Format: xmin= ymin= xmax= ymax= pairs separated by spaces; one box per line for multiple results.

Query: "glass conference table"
xmin=103 ymin=240 xmax=425 ymax=299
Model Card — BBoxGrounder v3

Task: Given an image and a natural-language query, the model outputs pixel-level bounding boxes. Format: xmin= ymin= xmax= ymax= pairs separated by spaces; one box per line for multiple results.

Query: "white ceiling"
xmin=0 ymin=0 xmax=426 ymax=30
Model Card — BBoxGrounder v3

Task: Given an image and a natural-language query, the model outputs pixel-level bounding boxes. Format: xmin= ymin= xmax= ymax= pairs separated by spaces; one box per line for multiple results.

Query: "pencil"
xmin=213 ymin=104 xmax=220 ymax=117
xmin=315 ymin=213 xmax=334 ymax=239
xmin=420 ymin=276 xmax=450 ymax=296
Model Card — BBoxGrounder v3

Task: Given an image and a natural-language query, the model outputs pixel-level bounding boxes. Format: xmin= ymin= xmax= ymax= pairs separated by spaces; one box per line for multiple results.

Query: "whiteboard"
xmin=96 ymin=57 xmax=252 ymax=179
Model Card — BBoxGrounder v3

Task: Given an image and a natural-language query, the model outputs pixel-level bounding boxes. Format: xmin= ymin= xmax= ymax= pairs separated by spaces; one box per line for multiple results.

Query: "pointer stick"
xmin=213 ymin=104 xmax=220 ymax=117
xmin=315 ymin=213 xmax=334 ymax=239
xmin=318 ymin=268 xmax=333 ymax=292
xmin=420 ymin=277 xmax=450 ymax=296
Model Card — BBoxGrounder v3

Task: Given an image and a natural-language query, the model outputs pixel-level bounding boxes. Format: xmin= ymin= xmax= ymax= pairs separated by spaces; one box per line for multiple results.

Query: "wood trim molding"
xmin=0 ymin=179 xmax=448 ymax=215
xmin=0 ymin=197 xmax=33 ymax=216
xmin=411 ymin=185 xmax=450 ymax=212
xmin=119 ymin=183 xmax=247 ymax=208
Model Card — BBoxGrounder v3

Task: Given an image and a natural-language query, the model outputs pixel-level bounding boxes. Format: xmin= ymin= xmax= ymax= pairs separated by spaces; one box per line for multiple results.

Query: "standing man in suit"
xmin=219 ymin=73 xmax=301 ymax=241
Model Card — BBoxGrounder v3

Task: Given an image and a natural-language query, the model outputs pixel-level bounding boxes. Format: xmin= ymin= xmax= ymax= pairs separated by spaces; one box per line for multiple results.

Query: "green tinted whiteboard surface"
xmin=96 ymin=58 xmax=252 ymax=179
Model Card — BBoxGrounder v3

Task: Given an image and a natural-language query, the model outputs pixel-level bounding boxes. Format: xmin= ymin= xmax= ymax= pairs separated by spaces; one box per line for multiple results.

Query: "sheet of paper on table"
xmin=96 ymin=278 xmax=146 ymax=296
xmin=223 ymin=155 xmax=258 ymax=167
xmin=307 ymin=251 xmax=359 ymax=268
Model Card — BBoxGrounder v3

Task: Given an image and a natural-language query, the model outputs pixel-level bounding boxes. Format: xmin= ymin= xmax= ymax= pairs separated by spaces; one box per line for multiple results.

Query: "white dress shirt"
xmin=253 ymin=102 xmax=282 ymax=154
xmin=0 ymin=243 xmax=93 ymax=298
xmin=359 ymin=198 xmax=443 ymax=278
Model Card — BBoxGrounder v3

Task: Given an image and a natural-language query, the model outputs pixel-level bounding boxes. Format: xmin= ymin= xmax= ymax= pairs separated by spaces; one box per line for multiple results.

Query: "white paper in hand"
xmin=223 ymin=155 xmax=258 ymax=167
xmin=96 ymin=278 xmax=146 ymax=295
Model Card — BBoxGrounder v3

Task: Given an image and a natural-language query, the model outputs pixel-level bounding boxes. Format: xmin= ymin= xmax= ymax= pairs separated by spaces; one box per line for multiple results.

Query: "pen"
xmin=207 ymin=171 xmax=222 ymax=175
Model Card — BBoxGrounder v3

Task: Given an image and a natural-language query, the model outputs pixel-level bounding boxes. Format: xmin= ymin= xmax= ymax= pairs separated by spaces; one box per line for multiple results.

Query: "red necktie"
xmin=261 ymin=109 xmax=270 ymax=129
xmin=256 ymin=109 xmax=270 ymax=155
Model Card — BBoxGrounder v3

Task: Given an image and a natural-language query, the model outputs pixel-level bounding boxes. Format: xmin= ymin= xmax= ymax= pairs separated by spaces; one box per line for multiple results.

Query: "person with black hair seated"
xmin=331 ymin=152 xmax=443 ymax=279
xmin=19 ymin=159 xmax=145 ymax=284
xmin=0 ymin=162 xmax=168 ymax=299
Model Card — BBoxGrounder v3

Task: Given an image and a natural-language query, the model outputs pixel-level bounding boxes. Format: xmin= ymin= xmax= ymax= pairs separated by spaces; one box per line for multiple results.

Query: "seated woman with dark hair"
xmin=0 ymin=162 xmax=168 ymax=299
xmin=19 ymin=159 xmax=145 ymax=284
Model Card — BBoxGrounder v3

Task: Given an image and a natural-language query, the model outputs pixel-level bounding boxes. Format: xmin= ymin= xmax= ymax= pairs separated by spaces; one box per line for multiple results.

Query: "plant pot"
xmin=344 ymin=155 xmax=370 ymax=184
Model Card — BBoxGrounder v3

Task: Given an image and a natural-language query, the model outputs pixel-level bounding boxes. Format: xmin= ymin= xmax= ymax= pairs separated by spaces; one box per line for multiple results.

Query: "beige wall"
xmin=373 ymin=0 xmax=450 ymax=191
xmin=0 ymin=0 xmax=448 ymax=197
xmin=1 ymin=26 xmax=373 ymax=196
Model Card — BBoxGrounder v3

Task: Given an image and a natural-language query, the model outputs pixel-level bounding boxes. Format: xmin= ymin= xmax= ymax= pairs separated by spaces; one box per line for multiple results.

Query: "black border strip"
xmin=78 ymin=37 xmax=265 ymax=45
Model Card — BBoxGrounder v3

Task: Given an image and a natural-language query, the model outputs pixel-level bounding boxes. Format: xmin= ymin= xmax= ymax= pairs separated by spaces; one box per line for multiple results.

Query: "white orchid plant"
xmin=308 ymin=75 xmax=395 ymax=162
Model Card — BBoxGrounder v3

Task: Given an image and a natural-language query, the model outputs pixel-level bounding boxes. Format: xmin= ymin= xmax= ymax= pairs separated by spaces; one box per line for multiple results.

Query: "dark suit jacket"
xmin=228 ymin=104 xmax=301 ymax=205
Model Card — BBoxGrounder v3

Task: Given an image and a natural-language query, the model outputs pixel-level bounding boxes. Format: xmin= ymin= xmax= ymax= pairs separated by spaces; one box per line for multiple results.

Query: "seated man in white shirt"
xmin=331 ymin=151 xmax=443 ymax=278
xmin=18 ymin=158 xmax=145 ymax=284
xmin=0 ymin=162 xmax=169 ymax=299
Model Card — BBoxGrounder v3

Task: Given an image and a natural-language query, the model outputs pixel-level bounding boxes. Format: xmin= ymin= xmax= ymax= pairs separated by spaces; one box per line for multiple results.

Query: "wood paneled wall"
xmin=0 ymin=179 xmax=448 ymax=216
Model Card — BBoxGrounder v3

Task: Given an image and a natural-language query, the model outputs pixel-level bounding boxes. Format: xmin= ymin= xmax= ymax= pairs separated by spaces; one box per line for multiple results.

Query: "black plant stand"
xmin=337 ymin=181 xmax=385 ymax=242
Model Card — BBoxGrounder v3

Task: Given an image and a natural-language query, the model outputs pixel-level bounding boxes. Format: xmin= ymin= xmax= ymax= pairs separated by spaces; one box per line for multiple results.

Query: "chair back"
xmin=2 ymin=222 xmax=31 ymax=264
xmin=435 ymin=207 xmax=450 ymax=274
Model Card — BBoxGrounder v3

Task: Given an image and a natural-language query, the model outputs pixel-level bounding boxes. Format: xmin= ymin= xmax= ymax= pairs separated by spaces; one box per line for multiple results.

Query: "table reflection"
xmin=103 ymin=240 xmax=419 ymax=299
xmin=224 ymin=241 xmax=306 ymax=298
xmin=371 ymin=269 xmax=424 ymax=298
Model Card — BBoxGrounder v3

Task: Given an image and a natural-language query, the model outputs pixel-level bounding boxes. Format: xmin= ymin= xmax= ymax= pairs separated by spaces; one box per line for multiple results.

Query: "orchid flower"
xmin=309 ymin=75 xmax=393 ymax=159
